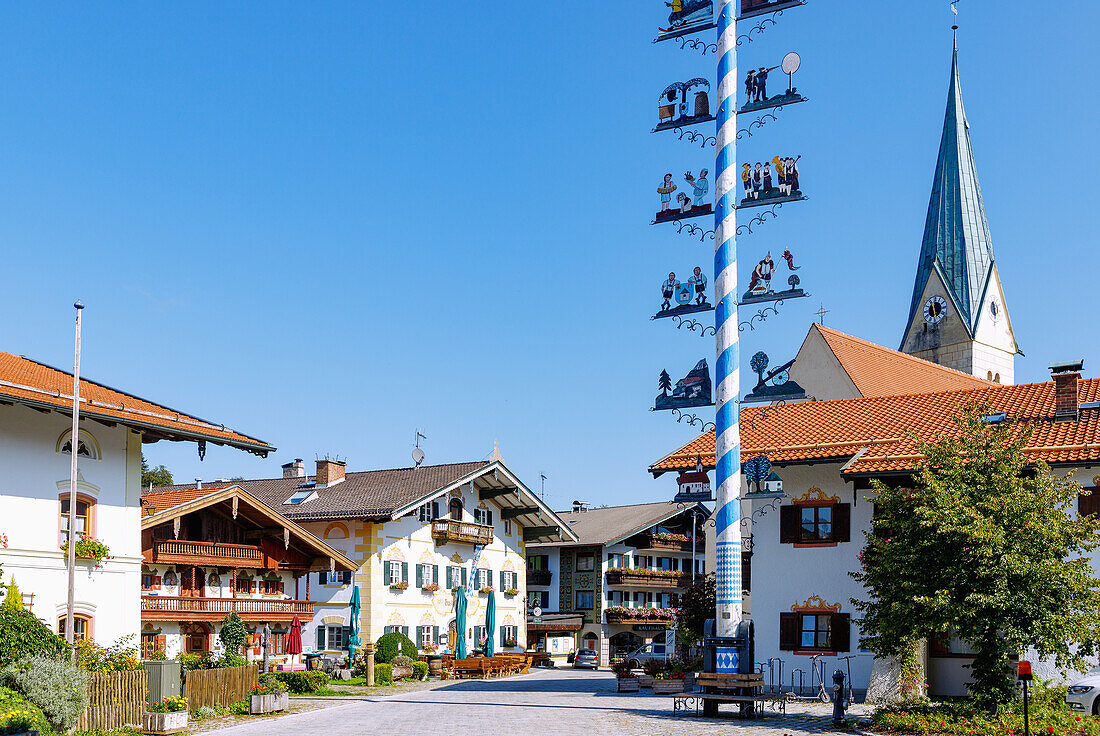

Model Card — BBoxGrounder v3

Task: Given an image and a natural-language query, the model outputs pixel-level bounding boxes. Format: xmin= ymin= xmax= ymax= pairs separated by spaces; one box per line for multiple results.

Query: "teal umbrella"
xmin=347 ymin=585 xmax=362 ymax=660
xmin=455 ymin=586 xmax=468 ymax=659
xmin=484 ymin=591 xmax=496 ymax=657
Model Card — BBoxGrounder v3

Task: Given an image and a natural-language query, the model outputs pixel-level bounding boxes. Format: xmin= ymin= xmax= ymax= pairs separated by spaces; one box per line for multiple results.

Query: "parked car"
xmin=623 ymin=642 xmax=670 ymax=670
xmin=572 ymin=649 xmax=599 ymax=670
xmin=1066 ymin=670 xmax=1100 ymax=714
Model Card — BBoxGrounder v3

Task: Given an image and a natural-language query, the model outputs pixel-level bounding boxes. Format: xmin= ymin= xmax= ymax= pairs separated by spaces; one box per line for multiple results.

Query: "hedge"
xmin=274 ymin=670 xmax=328 ymax=694
xmin=374 ymin=633 xmax=417 ymax=664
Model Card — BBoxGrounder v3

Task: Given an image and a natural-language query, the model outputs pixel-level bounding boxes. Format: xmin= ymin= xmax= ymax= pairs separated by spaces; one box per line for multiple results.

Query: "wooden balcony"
xmin=431 ymin=519 xmax=493 ymax=546
xmin=605 ymin=568 xmax=688 ymax=588
xmin=141 ymin=596 xmax=313 ymax=622
xmin=151 ymin=540 xmax=264 ymax=567
xmin=527 ymin=569 xmax=552 ymax=586
xmin=630 ymin=533 xmax=700 ymax=553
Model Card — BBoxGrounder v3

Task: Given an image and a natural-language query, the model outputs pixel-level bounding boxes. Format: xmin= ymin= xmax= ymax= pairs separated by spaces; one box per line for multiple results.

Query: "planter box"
xmin=250 ymin=692 xmax=289 ymax=714
xmin=683 ymin=673 xmax=695 ymax=690
xmin=652 ymin=679 xmax=686 ymax=694
xmin=143 ymin=710 xmax=188 ymax=734
xmin=617 ymin=678 xmax=640 ymax=693
xmin=638 ymin=675 xmax=655 ymax=688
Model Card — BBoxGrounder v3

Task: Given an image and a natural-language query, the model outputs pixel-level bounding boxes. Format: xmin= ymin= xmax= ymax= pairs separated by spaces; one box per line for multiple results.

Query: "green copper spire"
xmin=905 ymin=39 xmax=995 ymax=336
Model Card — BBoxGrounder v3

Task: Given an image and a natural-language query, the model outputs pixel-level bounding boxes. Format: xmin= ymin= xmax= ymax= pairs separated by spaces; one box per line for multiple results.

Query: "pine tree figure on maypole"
xmin=658 ymin=370 xmax=673 ymax=396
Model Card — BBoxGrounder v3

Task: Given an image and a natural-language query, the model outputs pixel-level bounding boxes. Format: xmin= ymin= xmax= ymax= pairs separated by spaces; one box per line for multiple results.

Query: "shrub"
xmin=412 ymin=661 xmax=429 ymax=681
xmin=0 ymin=685 xmax=49 ymax=736
xmin=1 ymin=654 xmax=89 ymax=730
xmin=374 ymin=663 xmax=392 ymax=686
xmin=2 ymin=582 xmax=21 ymax=613
xmin=274 ymin=670 xmax=328 ymax=694
xmin=76 ymin=635 xmax=142 ymax=672
xmin=147 ymin=696 xmax=187 ymax=713
xmin=228 ymin=699 xmax=249 ymax=715
xmin=374 ymin=632 xmax=417 ymax=664
xmin=194 ymin=705 xmax=216 ymax=720
xmin=218 ymin=612 xmax=248 ymax=657
xmin=212 ymin=653 xmax=247 ymax=669
xmin=177 ymin=653 xmax=211 ymax=671
xmin=350 ymin=652 xmax=369 ymax=679
xmin=391 ymin=654 xmax=413 ymax=669
xmin=0 ymin=608 xmax=70 ymax=667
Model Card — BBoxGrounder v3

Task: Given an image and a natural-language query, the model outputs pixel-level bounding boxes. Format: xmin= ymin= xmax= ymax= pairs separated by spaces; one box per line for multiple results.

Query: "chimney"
xmin=315 ymin=458 xmax=346 ymax=487
xmin=1050 ymin=360 xmax=1084 ymax=422
xmin=282 ymin=458 xmax=306 ymax=479
xmin=195 ymin=478 xmax=203 ymax=490
xmin=571 ymin=500 xmax=590 ymax=513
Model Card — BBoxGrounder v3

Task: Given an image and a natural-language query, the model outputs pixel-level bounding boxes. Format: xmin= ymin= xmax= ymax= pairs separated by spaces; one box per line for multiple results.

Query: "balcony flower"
xmin=389 ymin=581 xmax=409 ymax=591
xmin=604 ymin=606 xmax=677 ymax=622
xmin=60 ymin=534 xmax=111 ymax=565
xmin=651 ymin=532 xmax=692 ymax=543
xmin=421 ymin=583 xmax=440 ymax=593
xmin=606 ymin=567 xmax=683 ymax=579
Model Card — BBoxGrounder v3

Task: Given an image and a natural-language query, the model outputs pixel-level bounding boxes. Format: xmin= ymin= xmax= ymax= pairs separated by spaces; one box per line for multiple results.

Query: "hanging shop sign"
xmin=742 ymin=352 xmax=807 ymax=404
xmin=740 ymin=250 xmax=806 ymax=304
xmin=655 ymin=170 xmax=714 ymax=223
xmin=655 ymin=0 xmax=716 ymax=43
xmin=739 ymin=52 xmax=807 ymax=114
xmin=654 ymin=79 xmax=714 ymax=132
xmin=655 ymin=266 xmax=712 ymax=319
xmin=655 ymin=359 xmax=714 ymax=411
xmin=738 ymin=0 xmax=807 ymax=21
xmin=740 ymin=155 xmax=803 ymax=208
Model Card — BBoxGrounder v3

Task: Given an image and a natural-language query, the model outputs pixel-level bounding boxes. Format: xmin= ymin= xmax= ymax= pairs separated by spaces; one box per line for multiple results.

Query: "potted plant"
xmin=144 ymin=696 xmax=188 ymax=733
xmin=422 ymin=582 xmax=440 ymax=593
xmin=389 ymin=580 xmax=409 ymax=591
xmin=478 ymin=585 xmax=494 ymax=595
xmin=612 ymin=660 xmax=640 ymax=693
xmin=59 ymin=534 xmax=110 ymax=567
xmin=249 ymin=675 xmax=288 ymax=714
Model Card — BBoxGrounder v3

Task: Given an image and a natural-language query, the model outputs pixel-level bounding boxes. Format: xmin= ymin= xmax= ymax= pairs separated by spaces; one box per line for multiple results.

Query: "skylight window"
xmin=285 ymin=490 xmax=314 ymax=505
xmin=981 ymin=412 xmax=1007 ymax=424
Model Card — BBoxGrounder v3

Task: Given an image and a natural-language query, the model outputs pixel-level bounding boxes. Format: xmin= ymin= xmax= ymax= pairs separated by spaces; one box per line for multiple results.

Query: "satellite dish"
xmin=412 ymin=447 xmax=425 ymax=467
xmin=781 ymin=51 xmax=801 ymax=75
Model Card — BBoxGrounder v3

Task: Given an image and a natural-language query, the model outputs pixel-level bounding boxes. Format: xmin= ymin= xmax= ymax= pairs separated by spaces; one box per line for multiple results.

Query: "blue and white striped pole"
xmin=713 ymin=0 xmax=742 ymax=648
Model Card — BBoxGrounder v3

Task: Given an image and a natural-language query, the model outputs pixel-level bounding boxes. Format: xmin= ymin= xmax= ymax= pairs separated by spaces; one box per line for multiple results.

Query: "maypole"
xmin=712 ymin=0 xmax=742 ymax=648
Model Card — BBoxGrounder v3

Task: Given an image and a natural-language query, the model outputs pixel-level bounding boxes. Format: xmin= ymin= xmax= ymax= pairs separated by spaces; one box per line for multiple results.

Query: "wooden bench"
xmin=451 ymin=658 xmax=491 ymax=679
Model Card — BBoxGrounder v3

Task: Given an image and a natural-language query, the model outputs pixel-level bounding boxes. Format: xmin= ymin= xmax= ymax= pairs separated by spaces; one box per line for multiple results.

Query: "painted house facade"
xmin=153 ymin=459 xmax=575 ymax=658
xmin=526 ymin=501 xmax=708 ymax=667
xmin=138 ymin=485 xmax=355 ymax=661
xmin=0 ymin=350 xmax=272 ymax=647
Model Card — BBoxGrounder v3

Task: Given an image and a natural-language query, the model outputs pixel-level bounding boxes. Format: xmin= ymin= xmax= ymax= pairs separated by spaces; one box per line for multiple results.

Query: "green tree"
xmin=658 ymin=370 xmax=672 ymax=397
xmin=141 ymin=454 xmax=173 ymax=487
xmin=3 ymin=580 xmax=22 ymax=611
xmin=675 ymin=573 xmax=715 ymax=652
xmin=851 ymin=405 xmax=1100 ymax=708
xmin=218 ymin=611 xmax=248 ymax=656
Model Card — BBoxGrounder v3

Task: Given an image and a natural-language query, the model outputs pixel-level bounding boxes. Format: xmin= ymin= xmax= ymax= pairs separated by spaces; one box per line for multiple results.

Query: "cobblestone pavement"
xmin=200 ymin=669 xmax=872 ymax=736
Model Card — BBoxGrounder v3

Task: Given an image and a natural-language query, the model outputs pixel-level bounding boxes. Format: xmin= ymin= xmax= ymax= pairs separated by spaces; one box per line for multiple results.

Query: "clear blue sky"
xmin=2 ymin=2 xmax=1096 ymax=510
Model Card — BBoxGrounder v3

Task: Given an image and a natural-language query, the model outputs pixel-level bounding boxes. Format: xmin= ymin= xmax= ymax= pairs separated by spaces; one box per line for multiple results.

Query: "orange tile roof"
xmin=812 ymin=324 xmax=993 ymax=397
xmin=140 ymin=486 xmax=230 ymax=511
xmin=649 ymin=378 xmax=1100 ymax=477
xmin=0 ymin=351 xmax=273 ymax=456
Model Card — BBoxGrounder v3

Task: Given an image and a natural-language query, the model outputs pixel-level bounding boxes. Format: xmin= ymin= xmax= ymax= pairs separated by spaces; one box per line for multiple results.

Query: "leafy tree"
xmin=676 ymin=573 xmax=715 ymax=652
xmin=374 ymin=632 xmax=417 ymax=663
xmin=658 ymin=370 xmax=672 ymax=397
xmin=851 ymin=405 xmax=1100 ymax=708
xmin=141 ymin=454 xmax=173 ymax=487
xmin=2 ymin=580 xmax=22 ymax=612
xmin=218 ymin=612 xmax=248 ymax=656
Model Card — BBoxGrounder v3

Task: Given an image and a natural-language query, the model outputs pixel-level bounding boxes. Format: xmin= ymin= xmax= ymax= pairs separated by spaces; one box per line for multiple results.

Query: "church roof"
xmin=649 ymin=378 xmax=1100 ymax=477
xmin=812 ymin=324 xmax=992 ymax=397
xmin=905 ymin=41 xmax=996 ymax=339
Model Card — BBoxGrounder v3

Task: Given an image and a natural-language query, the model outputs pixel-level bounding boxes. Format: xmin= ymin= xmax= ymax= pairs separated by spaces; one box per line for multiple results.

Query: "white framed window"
xmin=477 ymin=568 xmax=489 ymax=589
xmin=420 ymin=627 xmax=434 ymax=649
xmin=502 ymin=571 xmax=515 ymax=590
xmin=418 ymin=502 xmax=439 ymax=523
xmin=501 ymin=625 xmax=516 ymax=645
xmin=449 ymin=565 xmax=463 ymax=589
xmin=473 ymin=507 xmax=494 ymax=526
xmin=388 ymin=561 xmax=402 ymax=586
xmin=326 ymin=625 xmax=346 ymax=650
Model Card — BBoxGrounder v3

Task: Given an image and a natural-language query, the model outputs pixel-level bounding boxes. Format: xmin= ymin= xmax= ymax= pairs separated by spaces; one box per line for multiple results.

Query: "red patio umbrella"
xmin=286 ymin=614 xmax=303 ymax=656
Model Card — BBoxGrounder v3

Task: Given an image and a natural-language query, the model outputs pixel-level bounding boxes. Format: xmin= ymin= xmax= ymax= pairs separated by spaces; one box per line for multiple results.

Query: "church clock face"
xmin=989 ymin=299 xmax=1000 ymax=322
xmin=924 ymin=295 xmax=948 ymax=325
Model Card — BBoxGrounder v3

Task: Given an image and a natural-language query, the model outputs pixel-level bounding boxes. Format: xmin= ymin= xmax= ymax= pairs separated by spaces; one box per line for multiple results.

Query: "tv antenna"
xmin=412 ymin=430 xmax=426 ymax=468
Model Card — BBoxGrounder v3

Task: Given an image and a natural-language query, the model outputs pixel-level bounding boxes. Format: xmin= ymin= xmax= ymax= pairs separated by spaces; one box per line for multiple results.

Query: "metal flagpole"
xmin=64 ymin=300 xmax=84 ymax=659
xmin=713 ymin=0 xmax=742 ymax=649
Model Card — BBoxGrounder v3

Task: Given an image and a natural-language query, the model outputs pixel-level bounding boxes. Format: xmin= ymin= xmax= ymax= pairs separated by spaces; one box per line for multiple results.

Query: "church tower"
xmin=900 ymin=35 xmax=1019 ymax=384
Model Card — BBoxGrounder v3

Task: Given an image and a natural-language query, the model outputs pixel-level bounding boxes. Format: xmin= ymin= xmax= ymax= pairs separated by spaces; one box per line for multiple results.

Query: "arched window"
xmin=59 ymin=494 xmax=95 ymax=544
xmin=994 ymin=373 xmax=1001 ymax=384
xmin=449 ymin=498 xmax=463 ymax=521
xmin=987 ymin=371 xmax=993 ymax=381
xmin=58 ymin=614 xmax=92 ymax=642
xmin=57 ymin=430 xmax=100 ymax=460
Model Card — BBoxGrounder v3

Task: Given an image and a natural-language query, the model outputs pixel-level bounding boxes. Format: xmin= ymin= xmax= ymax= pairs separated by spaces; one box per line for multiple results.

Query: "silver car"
xmin=1066 ymin=670 xmax=1100 ymax=714
xmin=572 ymin=649 xmax=599 ymax=669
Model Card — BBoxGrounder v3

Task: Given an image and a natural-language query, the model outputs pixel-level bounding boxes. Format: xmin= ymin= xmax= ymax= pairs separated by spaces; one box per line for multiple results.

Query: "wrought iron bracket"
xmin=675 ymin=35 xmax=718 ymax=55
xmin=736 ymin=101 xmax=806 ymax=139
xmin=671 ymin=408 xmax=715 ymax=433
xmin=739 ymin=299 xmax=787 ymax=332
xmin=735 ymin=201 xmax=789 ymax=237
xmin=674 ymin=127 xmax=717 ymax=148
xmin=674 ymin=220 xmax=716 ymax=242
xmin=671 ymin=314 xmax=717 ymax=337
xmin=736 ymin=7 xmax=801 ymax=45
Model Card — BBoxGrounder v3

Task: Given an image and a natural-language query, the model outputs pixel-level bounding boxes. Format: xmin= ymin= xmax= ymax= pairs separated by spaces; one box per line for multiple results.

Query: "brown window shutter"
xmin=833 ymin=504 xmax=851 ymax=543
xmin=1080 ymin=489 xmax=1100 ymax=518
xmin=779 ymin=505 xmax=799 ymax=543
xmin=779 ymin=612 xmax=799 ymax=650
xmin=156 ymin=635 xmax=166 ymax=650
xmin=831 ymin=613 xmax=851 ymax=652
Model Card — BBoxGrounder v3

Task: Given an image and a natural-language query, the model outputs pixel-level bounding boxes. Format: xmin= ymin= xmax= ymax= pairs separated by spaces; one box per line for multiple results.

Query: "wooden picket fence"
xmin=184 ymin=664 xmax=259 ymax=709
xmin=75 ymin=669 xmax=148 ymax=732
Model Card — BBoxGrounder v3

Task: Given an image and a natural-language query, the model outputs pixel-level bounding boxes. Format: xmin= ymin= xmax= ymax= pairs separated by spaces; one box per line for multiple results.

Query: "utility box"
xmin=143 ymin=660 xmax=181 ymax=703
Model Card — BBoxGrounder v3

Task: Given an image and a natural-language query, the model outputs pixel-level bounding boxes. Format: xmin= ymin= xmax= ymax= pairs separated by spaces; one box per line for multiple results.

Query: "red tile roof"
xmin=140 ymin=487 xmax=229 ymax=512
xmin=649 ymin=378 xmax=1100 ymax=477
xmin=0 ymin=351 xmax=273 ymax=455
xmin=812 ymin=324 xmax=993 ymax=397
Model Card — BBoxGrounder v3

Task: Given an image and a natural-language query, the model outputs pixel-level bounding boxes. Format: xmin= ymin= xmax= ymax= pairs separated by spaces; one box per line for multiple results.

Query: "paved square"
xmin=202 ymin=669 xmax=870 ymax=736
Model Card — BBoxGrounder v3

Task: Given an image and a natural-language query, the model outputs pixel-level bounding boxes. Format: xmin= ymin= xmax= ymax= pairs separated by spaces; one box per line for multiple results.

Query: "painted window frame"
xmin=58 ymin=493 xmax=96 ymax=545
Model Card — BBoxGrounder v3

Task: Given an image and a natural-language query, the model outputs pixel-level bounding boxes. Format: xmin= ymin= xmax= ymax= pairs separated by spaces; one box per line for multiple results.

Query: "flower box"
xmin=249 ymin=692 xmax=289 ymax=714
xmin=653 ymin=679 xmax=686 ymax=694
xmin=478 ymin=586 xmax=494 ymax=595
xmin=503 ymin=588 xmax=519 ymax=597
xmin=638 ymin=675 xmax=655 ymax=688
xmin=421 ymin=583 xmax=440 ymax=593
xmin=617 ymin=678 xmax=640 ymax=693
xmin=389 ymin=581 xmax=409 ymax=591
xmin=143 ymin=711 xmax=188 ymax=733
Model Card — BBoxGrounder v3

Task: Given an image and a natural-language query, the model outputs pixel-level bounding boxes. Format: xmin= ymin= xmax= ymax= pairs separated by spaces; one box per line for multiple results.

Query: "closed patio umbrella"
xmin=483 ymin=592 xmax=496 ymax=657
xmin=287 ymin=615 xmax=303 ymax=656
xmin=348 ymin=585 xmax=362 ymax=661
xmin=455 ymin=587 xmax=468 ymax=659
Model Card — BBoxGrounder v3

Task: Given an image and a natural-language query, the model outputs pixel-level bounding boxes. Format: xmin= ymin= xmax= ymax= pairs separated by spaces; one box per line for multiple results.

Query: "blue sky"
xmin=1 ymin=2 xmax=1096 ymax=510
